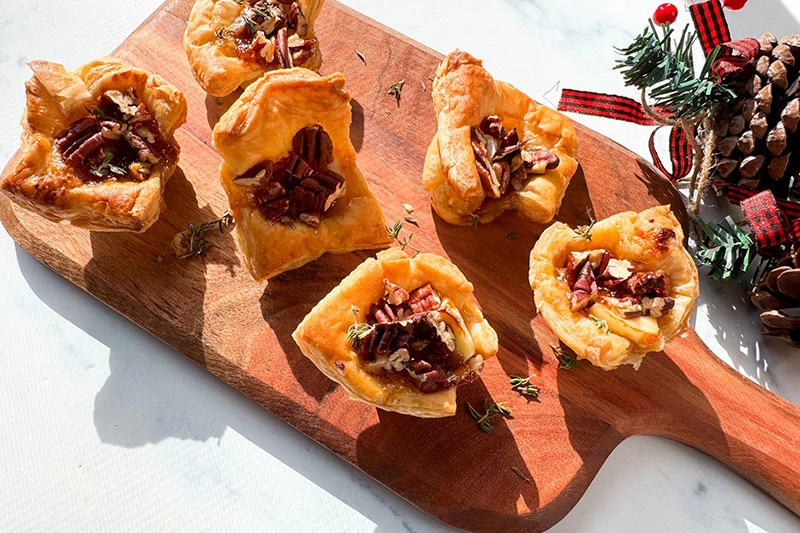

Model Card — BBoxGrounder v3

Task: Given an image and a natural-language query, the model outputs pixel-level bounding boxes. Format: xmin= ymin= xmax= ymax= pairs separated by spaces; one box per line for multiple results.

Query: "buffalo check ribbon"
xmin=689 ymin=0 xmax=731 ymax=55
xmin=733 ymin=188 xmax=800 ymax=252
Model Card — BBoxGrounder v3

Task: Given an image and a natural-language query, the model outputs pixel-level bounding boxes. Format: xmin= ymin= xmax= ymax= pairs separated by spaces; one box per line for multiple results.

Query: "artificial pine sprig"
xmin=695 ymin=216 xmax=757 ymax=281
xmin=614 ymin=22 xmax=736 ymax=121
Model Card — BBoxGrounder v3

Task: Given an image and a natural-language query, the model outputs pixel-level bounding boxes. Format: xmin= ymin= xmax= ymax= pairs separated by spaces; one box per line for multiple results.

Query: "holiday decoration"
xmin=710 ymin=33 xmax=800 ymax=200
xmin=751 ymin=247 xmax=800 ymax=346
xmin=722 ymin=0 xmax=749 ymax=10
xmin=653 ymin=3 xmax=678 ymax=26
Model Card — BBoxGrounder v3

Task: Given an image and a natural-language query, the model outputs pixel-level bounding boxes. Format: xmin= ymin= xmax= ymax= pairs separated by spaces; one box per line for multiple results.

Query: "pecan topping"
xmin=229 ymin=1 xmax=314 ymax=68
xmin=244 ymin=126 xmax=346 ymax=228
xmin=53 ymin=88 xmax=175 ymax=182
xmin=565 ymin=249 xmax=675 ymax=318
xmin=355 ymin=283 xmax=470 ymax=393
xmin=470 ymin=115 xmax=559 ymax=199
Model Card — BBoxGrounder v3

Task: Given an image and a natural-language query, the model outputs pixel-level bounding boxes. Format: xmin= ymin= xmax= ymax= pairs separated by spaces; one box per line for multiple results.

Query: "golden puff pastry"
xmin=529 ymin=206 xmax=699 ymax=370
xmin=293 ymin=247 xmax=499 ymax=418
xmin=0 ymin=57 xmax=187 ymax=232
xmin=184 ymin=0 xmax=324 ymax=97
xmin=422 ymin=50 xmax=579 ymax=226
xmin=212 ymin=68 xmax=391 ymax=281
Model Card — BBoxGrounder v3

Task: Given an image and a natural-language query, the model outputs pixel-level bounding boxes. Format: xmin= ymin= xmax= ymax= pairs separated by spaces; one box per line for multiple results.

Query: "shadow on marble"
xmin=13 ymin=243 xmax=228 ymax=447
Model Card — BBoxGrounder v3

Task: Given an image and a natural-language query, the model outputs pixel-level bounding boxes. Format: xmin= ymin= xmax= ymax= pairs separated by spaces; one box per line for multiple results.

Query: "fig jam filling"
xmin=470 ymin=115 xmax=560 ymax=200
xmin=565 ymin=249 xmax=675 ymax=318
xmin=354 ymin=280 xmax=477 ymax=394
xmin=54 ymin=89 xmax=177 ymax=182
xmin=236 ymin=125 xmax=345 ymax=228
xmin=223 ymin=0 xmax=317 ymax=68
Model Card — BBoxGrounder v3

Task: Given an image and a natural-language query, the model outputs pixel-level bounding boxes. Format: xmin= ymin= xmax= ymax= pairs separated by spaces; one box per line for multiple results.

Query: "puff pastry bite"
xmin=212 ymin=68 xmax=391 ymax=280
xmin=293 ymin=248 xmax=499 ymax=417
xmin=529 ymin=206 xmax=699 ymax=370
xmin=422 ymin=50 xmax=579 ymax=226
xmin=184 ymin=0 xmax=324 ymax=96
xmin=0 ymin=58 xmax=187 ymax=232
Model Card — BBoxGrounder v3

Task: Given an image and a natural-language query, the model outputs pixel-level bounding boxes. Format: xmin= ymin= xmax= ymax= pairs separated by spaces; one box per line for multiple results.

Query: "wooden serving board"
xmin=3 ymin=1 xmax=800 ymax=530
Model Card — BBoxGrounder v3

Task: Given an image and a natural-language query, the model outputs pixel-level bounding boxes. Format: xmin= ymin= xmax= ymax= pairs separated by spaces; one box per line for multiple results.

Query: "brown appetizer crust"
xmin=293 ymin=248 xmax=499 ymax=418
xmin=0 ymin=58 xmax=187 ymax=232
xmin=422 ymin=50 xmax=578 ymax=226
xmin=529 ymin=205 xmax=699 ymax=370
xmin=212 ymin=68 xmax=391 ymax=280
xmin=184 ymin=0 xmax=324 ymax=97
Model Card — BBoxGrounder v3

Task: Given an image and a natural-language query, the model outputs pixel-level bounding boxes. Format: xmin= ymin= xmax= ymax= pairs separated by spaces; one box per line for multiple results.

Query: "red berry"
xmin=723 ymin=0 xmax=748 ymax=10
xmin=653 ymin=3 xmax=678 ymax=25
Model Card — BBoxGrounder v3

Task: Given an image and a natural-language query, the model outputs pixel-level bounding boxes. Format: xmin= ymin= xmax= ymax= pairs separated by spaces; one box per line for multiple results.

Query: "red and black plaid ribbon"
xmin=712 ymin=38 xmax=761 ymax=79
xmin=558 ymin=89 xmax=658 ymax=126
xmin=740 ymin=190 xmax=792 ymax=251
xmin=689 ymin=0 xmax=731 ymax=55
xmin=648 ymin=126 xmax=694 ymax=182
xmin=728 ymin=185 xmax=800 ymax=219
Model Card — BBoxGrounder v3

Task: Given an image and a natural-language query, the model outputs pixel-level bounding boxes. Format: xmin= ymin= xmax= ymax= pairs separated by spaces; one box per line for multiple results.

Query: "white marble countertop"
xmin=2 ymin=0 xmax=800 ymax=531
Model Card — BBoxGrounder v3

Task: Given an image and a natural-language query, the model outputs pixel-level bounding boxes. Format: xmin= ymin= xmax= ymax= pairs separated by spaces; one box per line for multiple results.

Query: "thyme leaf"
xmin=573 ymin=208 xmax=596 ymax=241
xmin=467 ymin=400 xmax=512 ymax=433
xmin=386 ymin=220 xmax=421 ymax=256
xmin=387 ymin=79 xmax=405 ymax=106
xmin=175 ymin=210 xmax=234 ymax=259
xmin=469 ymin=213 xmax=481 ymax=229
xmin=507 ymin=232 xmax=520 ymax=241
xmin=356 ymin=50 xmax=367 ymax=66
xmin=511 ymin=466 xmax=532 ymax=483
xmin=510 ymin=375 xmax=540 ymax=399
xmin=590 ymin=315 xmax=610 ymax=334
xmin=346 ymin=306 xmax=374 ymax=349
xmin=551 ymin=343 xmax=578 ymax=369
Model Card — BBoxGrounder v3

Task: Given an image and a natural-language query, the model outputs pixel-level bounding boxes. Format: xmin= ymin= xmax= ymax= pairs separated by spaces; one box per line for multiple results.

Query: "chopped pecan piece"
xmin=275 ymin=27 xmax=292 ymax=68
xmin=625 ymin=270 xmax=671 ymax=298
xmin=54 ymin=118 xmax=97 ymax=152
xmin=383 ymin=279 xmax=410 ymax=305
xmin=642 ymin=296 xmax=675 ymax=317
xmin=408 ymin=283 xmax=442 ymax=313
xmin=569 ymin=261 xmax=597 ymax=312
xmin=522 ymin=149 xmax=560 ymax=174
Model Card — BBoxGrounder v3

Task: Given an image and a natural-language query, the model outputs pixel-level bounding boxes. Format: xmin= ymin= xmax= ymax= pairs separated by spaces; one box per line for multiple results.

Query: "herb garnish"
xmin=86 ymin=106 xmax=105 ymax=119
xmin=404 ymin=216 xmax=419 ymax=228
xmin=89 ymin=153 xmax=127 ymax=179
xmin=215 ymin=27 xmax=230 ymax=39
xmin=244 ymin=17 xmax=258 ymax=37
xmin=469 ymin=213 xmax=481 ymax=229
xmin=510 ymin=375 xmax=540 ymax=399
xmin=511 ymin=466 xmax=532 ymax=483
xmin=551 ymin=343 xmax=578 ymax=369
xmin=386 ymin=220 xmax=421 ymax=256
xmin=403 ymin=203 xmax=414 ymax=214
xmin=356 ymin=51 xmax=366 ymax=66
xmin=346 ymin=306 xmax=374 ymax=349
xmin=590 ymin=315 xmax=610 ymax=334
xmin=573 ymin=209 xmax=596 ymax=241
xmin=467 ymin=401 xmax=512 ymax=433
xmin=507 ymin=232 xmax=520 ymax=241
xmin=387 ymin=79 xmax=405 ymax=106
xmin=175 ymin=210 xmax=234 ymax=259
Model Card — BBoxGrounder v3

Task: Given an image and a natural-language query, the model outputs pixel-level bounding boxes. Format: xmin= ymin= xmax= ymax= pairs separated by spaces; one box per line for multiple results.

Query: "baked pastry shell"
xmin=292 ymin=247 xmax=499 ymax=418
xmin=0 ymin=57 xmax=187 ymax=232
xmin=422 ymin=50 xmax=578 ymax=226
xmin=212 ymin=68 xmax=392 ymax=281
xmin=184 ymin=0 xmax=325 ymax=97
xmin=529 ymin=205 xmax=699 ymax=370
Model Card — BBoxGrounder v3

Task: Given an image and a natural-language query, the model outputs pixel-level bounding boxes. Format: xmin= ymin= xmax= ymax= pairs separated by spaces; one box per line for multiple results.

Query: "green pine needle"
xmin=695 ymin=216 xmax=756 ymax=281
xmin=614 ymin=22 xmax=736 ymax=121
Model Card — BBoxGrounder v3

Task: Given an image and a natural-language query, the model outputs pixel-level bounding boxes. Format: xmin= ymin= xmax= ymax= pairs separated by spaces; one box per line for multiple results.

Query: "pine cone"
xmin=751 ymin=247 xmax=800 ymax=345
xmin=712 ymin=33 xmax=800 ymax=198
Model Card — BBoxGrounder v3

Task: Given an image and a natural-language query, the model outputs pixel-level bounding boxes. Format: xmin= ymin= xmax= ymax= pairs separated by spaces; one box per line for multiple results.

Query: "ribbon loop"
xmin=740 ymin=190 xmax=794 ymax=253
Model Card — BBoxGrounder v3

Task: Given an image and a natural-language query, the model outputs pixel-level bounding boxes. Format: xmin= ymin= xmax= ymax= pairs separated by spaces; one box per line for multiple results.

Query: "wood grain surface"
xmin=2 ymin=1 xmax=800 ymax=531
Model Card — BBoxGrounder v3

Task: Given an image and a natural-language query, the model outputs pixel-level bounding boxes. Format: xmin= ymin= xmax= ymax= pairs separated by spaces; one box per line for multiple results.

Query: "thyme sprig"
xmin=89 ymin=153 xmax=127 ymax=179
xmin=510 ymin=375 xmax=540 ymax=400
xmin=590 ymin=315 xmax=610 ymax=334
xmin=346 ymin=306 xmax=374 ymax=349
xmin=467 ymin=400 xmax=512 ymax=433
xmin=175 ymin=210 xmax=234 ymax=259
xmin=388 ymin=79 xmax=405 ymax=106
xmin=573 ymin=209 xmax=596 ymax=241
xmin=386 ymin=220 xmax=421 ymax=256
xmin=551 ymin=344 xmax=578 ymax=370
xmin=469 ymin=213 xmax=481 ymax=229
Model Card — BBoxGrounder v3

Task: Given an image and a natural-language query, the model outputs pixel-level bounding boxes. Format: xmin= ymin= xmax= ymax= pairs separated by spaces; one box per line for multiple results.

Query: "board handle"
xmin=653 ymin=331 xmax=800 ymax=514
